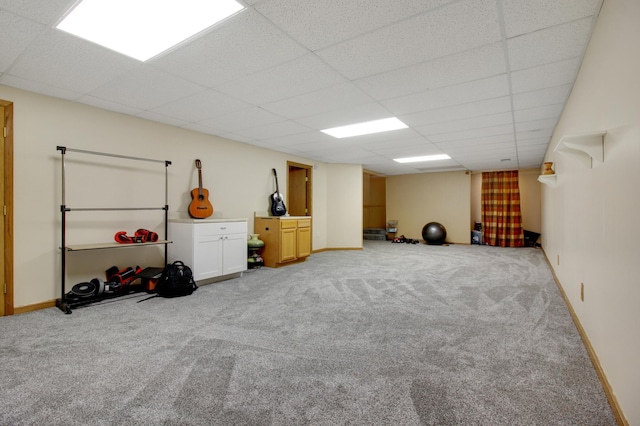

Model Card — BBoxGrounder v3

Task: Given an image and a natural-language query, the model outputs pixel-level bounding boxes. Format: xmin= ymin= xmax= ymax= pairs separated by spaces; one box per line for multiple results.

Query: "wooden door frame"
xmin=1 ymin=99 xmax=14 ymax=315
xmin=287 ymin=161 xmax=312 ymax=251
xmin=286 ymin=161 xmax=312 ymax=217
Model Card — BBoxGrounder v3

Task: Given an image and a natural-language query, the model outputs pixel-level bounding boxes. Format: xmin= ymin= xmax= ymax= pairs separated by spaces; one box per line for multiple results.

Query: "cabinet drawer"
xmin=280 ymin=220 xmax=297 ymax=229
xmin=195 ymin=221 xmax=247 ymax=236
xmin=297 ymin=219 xmax=311 ymax=228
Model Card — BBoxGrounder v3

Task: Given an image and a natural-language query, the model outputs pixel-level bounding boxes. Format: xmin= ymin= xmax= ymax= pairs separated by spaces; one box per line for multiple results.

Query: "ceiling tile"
xmin=316 ymin=0 xmax=502 ymax=79
xmin=6 ymin=29 xmax=138 ymax=92
xmin=255 ymin=0 xmax=453 ymax=51
xmin=416 ymin=112 xmax=513 ymax=137
xmin=0 ymin=10 xmax=44 ymax=71
xmin=261 ymin=82 xmax=373 ymax=120
xmin=343 ymin=128 xmax=426 ymax=148
xmin=501 ymin=0 xmax=601 ymax=38
xmin=151 ymin=8 xmax=308 ymax=88
xmin=369 ymin=143 xmax=446 ymax=159
xmin=517 ymin=142 xmax=549 ymax=154
xmin=136 ymin=111 xmax=190 ymax=128
xmin=355 ymin=42 xmax=506 ymax=101
xmin=512 ymin=84 xmax=572 ymax=110
xmin=149 ymin=90 xmax=250 ymax=123
xmin=435 ymin=133 xmax=515 ymax=149
xmin=514 ymin=104 xmax=564 ymax=123
xmin=0 ymin=0 xmax=74 ymax=25
xmin=88 ymin=66 xmax=205 ymax=110
xmin=294 ymin=102 xmax=392 ymax=130
xmin=197 ymin=107 xmax=286 ymax=133
xmin=0 ymin=73 xmax=81 ymax=100
xmin=383 ymin=74 xmax=510 ymax=116
xmin=77 ymin=95 xmax=145 ymax=116
xmin=516 ymin=128 xmax=554 ymax=141
xmin=515 ymin=118 xmax=557 ymax=133
xmin=429 ymin=124 xmax=514 ymax=143
xmin=508 ymin=18 xmax=594 ymax=71
xmin=517 ymin=137 xmax=552 ymax=147
xmin=453 ymin=149 xmax=518 ymax=162
xmin=400 ymin=96 xmax=512 ymax=128
xmin=230 ymin=119 xmax=312 ymax=140
xmin=213 ymin=54 xmax=346 ymax=105
xmin=511 ymin=57 xmax=580 ymax=93
xmin=263 ymin=131 xmax=336 ymax=149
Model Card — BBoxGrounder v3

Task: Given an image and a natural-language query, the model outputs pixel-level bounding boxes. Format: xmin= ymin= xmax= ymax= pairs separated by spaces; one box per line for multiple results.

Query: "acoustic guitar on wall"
xmin=188 ymin=159 xmax=214 ymax=219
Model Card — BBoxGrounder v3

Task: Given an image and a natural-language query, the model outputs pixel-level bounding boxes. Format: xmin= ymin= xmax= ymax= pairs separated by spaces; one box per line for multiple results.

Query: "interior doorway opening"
xmin=287 ymin=161 xmax=312 ymax=217
xmin=363 ymin=171 xmax=386 ymax=241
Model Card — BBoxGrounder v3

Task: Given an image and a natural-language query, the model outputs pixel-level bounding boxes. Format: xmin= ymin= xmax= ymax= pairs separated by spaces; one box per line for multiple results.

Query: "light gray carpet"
xmin=0 ymin=241 xmax=616 ymax=425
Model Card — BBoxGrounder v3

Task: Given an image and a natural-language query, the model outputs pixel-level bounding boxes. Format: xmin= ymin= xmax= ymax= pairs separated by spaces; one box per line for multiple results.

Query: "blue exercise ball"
xmin=422 ymin=222 xmax=447 ymax=245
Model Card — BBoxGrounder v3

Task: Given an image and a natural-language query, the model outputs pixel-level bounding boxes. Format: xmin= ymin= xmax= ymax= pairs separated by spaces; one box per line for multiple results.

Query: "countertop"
xmin=168 ymin=218 xmax=247 ymax=223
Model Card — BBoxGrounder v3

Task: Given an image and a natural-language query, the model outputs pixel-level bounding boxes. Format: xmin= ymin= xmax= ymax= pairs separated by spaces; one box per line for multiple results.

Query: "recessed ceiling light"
xmin=321 ymin=117 xmax=408 ymax=138
xmin=56 ymin=0 xmax=245 ymax=61
xmin=393 ymin=154 xmax=451 ymax=163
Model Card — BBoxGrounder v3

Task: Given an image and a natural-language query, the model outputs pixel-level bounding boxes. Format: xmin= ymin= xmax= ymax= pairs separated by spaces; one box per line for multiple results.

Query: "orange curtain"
xmin=481 ymin=170 xmax=524 ymax=247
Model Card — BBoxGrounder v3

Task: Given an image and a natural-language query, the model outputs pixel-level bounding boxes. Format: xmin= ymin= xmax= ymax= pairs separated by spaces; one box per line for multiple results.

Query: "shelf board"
xmin=554 ymin=131 xmax=606 ymax=168
xmin=64 ymin=240 xmax=171 ymax=251
xmin=537 ymin=174 xmax=557 ymax=187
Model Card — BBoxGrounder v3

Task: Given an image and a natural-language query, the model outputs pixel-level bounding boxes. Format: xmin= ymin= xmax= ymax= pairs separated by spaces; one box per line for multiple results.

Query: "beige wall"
xmin=0 ymin=86 xmax=363 ymax=308
xmin=326 ymin=163 xmax=363 ymax=248
xmin=386 ymin=171 xmax=470 ymax=243
xmin=518 ymin=169 xmax=542 ymax=234
xmin=470 ymin=173 xmax=482 ymax=227
xmin=541 ymin=0 xmax=640 ymax=422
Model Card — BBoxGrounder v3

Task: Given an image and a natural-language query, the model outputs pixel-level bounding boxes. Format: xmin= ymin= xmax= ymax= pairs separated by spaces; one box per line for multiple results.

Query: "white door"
xmin=194 ymin=235 xmax=223 ymax=280
xmin=222 ymin=233 xmax=247 ymax=274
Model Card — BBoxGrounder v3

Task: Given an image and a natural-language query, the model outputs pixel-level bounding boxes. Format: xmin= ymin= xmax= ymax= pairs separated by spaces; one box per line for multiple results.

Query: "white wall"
xmin=541 ymin=0 xmax=640 ymax=423
xmin=0 ymin=86 xmax=363 ymax=308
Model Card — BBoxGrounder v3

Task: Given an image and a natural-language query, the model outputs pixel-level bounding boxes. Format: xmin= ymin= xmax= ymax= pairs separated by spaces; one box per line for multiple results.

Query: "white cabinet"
xmin=168 ymin=219 xmax=247 ymax=282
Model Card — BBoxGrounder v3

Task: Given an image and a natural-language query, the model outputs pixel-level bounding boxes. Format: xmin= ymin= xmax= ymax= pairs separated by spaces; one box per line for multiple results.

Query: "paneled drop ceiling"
xmin=0 ymin=0 xmax=602 ymax=175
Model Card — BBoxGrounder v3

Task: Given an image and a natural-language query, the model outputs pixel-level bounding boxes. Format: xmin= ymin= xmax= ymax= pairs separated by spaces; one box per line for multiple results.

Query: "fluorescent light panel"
xmin=56 ymin=0 xmax=245 ymax=61
xmin=321 ymin=117 xmax=408 ymax=138
xmin=394 ymin=154 xmax=451 ymax=163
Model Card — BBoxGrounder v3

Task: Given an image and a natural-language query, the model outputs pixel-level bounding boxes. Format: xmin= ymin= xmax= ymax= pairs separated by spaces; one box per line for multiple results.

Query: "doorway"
xmin=287 ymin=161 xmax=312 ymax=217
xmin=363 ymin=171 xmax=386 ymax=229
xmin=0 ymin=99 xmax=14 ymax=316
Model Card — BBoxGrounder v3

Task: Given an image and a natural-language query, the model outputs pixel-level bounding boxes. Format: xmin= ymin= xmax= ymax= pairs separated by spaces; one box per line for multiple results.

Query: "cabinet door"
xmin=194 ymin=235 xmax=223 ymax=280
xmin=280 ymin=228 xmax=297 ymax=262
xmin=297 ymin=226 xmax=311 ymax=258
xmin=222 ymin=233 xmax=247 ymax=274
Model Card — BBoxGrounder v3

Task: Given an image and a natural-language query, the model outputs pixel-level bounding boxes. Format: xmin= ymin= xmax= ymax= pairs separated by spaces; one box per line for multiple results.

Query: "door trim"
xmin=287 ymin=161 xmax=312 ymax=251
xmin=287 ymin=161 xmax=312 ymax=217
xmin=1 ymin=99 xmax=14 ymax=316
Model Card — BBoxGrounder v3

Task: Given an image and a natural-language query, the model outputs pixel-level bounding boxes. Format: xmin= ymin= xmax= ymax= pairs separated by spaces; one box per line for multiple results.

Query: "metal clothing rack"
xmin=56 ymin=146 xmax=171 ymax=314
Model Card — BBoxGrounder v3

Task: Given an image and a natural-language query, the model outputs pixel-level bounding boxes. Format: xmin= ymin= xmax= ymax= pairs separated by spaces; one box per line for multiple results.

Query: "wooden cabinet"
xmin=168 ymin=219 xmax=247 ymax=283
xmin=254 ymin=217 xmax=311 ymax=268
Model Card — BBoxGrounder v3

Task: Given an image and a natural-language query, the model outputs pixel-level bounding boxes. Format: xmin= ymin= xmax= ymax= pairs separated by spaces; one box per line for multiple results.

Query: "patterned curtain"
xmin=481 ymin=170 xmax=524 ymax=247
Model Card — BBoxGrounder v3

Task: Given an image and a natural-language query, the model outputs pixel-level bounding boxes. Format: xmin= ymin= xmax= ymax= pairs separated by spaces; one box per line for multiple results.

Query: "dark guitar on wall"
xmin=188 ymin=159 xmax=214 ymax=219
xmin=270 ymin=168 xmax=287 ymax=216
